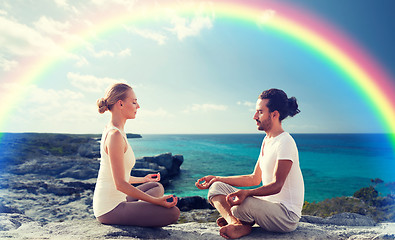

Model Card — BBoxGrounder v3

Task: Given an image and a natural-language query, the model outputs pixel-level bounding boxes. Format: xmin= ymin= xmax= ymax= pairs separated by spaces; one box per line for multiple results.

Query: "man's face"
xmin=253 ymin=99 xmax=272 ymax=132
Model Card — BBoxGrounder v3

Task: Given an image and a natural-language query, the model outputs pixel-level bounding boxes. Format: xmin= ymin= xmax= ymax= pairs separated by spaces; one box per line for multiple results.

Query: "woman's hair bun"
xmin=97 ymin=98 xmax=108 ymax=114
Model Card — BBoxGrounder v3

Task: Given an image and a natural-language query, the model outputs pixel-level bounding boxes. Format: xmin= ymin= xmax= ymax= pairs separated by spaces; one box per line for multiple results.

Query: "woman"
xmin=93 ymin=83 xmax=180 ymax=227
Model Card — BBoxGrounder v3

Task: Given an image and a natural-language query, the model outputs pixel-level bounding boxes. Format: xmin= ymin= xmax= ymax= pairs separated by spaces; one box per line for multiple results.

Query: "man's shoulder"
xmin=277 ymin=132 xmax=297 ymax=145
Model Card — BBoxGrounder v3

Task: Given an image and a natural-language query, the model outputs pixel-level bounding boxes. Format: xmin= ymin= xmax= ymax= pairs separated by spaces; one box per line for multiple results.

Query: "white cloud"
xmin=33 ymin=16 xmax=70 ymax=36
xmin=237 ymin=101 xmax=255 ymax=107
xmin=27 ymin=85 xmax=84 ymax=105
xmin=0 ymin=55 xmax=18 ymax=71
xmin=125 ymin=26 xmax=167 ymax=45
xmin=92 ymin=49 xmax=115 ymax=58
xmin=167 ymin=15 xmax=213 ymax=40
xmin=258 ymin=9 xmax=276 ymax=25
xmin=54 ymin=0 xmax=80 ymax=14
xmin=0 ymin=16 xmax=59 ymax=56
xmin=68 ymin=72 xmax=127 ymax=92
xmin=118 ymin=48 xmax=131 ymax=57
xmin=0 ymin=15 xmax=85 ymax=65
xmin=184 ymin=103 xmax=227 ymax=113
xmin=54 ymin=0 xmax=68 ymax=8
xmin=8 ymin=84 xmax=100 ymax=133
xmin=87 ymin=46 xmax=132 ymax=58
xmin=74 ymin=56 xmax=89 ymax=67
xmin=164 ymin=1 xmax=215 ymax=40
xmin=0 ymin=9 xmax=7 ymax=15
xmin=90 ymin=0 xmax=136 ymax=10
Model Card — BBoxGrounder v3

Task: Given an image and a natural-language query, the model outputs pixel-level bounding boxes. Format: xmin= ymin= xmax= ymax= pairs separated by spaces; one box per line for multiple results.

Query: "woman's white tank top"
xmin=93 ymin=126 xmax=135 ymax=218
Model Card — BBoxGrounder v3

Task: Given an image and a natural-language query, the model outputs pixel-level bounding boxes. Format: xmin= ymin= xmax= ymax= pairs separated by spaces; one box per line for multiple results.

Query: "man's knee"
xmin=208 ymin=181 xmax=226 ymax=192
xmin=230 ymin=197 xmax=255 ymax=223
xmin=207 ymin=181 xmax=226 ymax=198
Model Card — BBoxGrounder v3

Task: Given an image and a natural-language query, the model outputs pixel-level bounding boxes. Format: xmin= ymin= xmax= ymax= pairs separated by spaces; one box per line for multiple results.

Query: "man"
xmin=196 ymin=89 xmax=304 ymax=239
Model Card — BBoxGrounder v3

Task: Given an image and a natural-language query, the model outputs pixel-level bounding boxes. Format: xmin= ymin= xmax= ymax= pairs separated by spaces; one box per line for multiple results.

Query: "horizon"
xmin=1 ymin=131 xmax=393 ymax=136
xmin=1 ymin=0 xmax=394 ymax=135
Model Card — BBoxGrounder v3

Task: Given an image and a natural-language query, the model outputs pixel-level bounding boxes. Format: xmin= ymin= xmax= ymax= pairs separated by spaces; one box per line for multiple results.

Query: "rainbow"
xmin=1 ymin=0 xmax=395 ymax=147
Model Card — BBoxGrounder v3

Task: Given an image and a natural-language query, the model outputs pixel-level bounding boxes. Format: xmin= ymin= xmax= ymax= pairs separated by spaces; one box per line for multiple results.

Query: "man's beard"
xmin=258 ymin=117 xmax=272 ymax=132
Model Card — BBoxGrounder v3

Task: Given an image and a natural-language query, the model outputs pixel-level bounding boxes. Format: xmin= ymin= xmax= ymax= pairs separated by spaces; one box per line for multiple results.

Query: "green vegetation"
xmin=1 ymin=133 xmax=96 ymax=158
xmin=0 ymin=132 xmax=142 ymax=159
xmin=302 ymin=179 xmax=395 ymax=222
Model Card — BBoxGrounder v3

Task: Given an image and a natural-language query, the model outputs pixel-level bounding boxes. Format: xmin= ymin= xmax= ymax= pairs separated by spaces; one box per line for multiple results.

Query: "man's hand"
xmin=226 ymin=189 xmax=249 ymax=206
xmin=195 ymin=175 xmax=217 ymax=189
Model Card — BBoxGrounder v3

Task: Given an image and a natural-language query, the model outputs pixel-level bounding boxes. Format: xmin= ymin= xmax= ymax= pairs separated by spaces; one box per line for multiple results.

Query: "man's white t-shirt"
xmin=258 ymin=132 xmax=304 ymax=218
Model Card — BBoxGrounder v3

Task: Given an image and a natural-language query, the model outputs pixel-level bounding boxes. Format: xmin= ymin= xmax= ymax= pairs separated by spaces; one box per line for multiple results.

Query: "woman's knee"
xmin=169 ymin=206 xmax=180 ymax=223
xmin=142 ymin=182 xmax=164 ymax=196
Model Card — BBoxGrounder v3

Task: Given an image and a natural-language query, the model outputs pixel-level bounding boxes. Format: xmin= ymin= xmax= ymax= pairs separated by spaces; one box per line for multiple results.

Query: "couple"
xmin=92 ymin=83 xmax=304 ymax=239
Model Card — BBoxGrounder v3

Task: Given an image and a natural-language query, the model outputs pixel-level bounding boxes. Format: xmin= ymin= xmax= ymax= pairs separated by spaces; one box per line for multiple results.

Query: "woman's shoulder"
xmin=107 ymin=128 xmax=124 ymax=141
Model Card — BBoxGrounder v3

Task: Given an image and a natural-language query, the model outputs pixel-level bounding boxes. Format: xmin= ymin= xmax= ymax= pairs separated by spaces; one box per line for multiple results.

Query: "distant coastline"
xmin=0 ymin=132 xmax=142 ymax=138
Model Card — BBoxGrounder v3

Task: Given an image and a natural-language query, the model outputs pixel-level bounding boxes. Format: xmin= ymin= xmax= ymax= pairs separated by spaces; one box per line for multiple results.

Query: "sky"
xmin=0 ymin=0 xmax=394 ymax=135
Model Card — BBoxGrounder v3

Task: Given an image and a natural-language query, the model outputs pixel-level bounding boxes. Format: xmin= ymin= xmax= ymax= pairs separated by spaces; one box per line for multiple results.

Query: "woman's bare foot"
xmin=219 ymin=223 xmax=252 ymax=239
xmin=216 ymin=217 xmax=228 ymax=227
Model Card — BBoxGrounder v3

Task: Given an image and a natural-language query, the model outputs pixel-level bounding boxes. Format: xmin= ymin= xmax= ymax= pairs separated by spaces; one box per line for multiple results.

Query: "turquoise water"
xmin=128 ymin=134 xmax=395 ymax=202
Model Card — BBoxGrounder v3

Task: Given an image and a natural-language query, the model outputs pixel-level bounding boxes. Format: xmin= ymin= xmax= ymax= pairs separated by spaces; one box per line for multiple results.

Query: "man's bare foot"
xmin=219 ymin=223 xmax=252 ymax=239
xmin=216 ymin=217 xmax=228 ymax=227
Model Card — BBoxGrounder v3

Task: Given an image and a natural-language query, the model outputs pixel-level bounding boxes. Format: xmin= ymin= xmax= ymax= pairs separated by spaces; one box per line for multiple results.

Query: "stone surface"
xmin=300 ymin=212 xmax=377 ymax=226
xmin=0 ymin=213 xmax=394 ymax=240
xmin=177 ymin=196 xmax=214 ymax=211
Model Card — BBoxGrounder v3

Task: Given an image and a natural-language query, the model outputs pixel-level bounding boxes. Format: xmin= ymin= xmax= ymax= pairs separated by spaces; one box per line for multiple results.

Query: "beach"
xmin=0 ymin=132 xmax=394 ymax=239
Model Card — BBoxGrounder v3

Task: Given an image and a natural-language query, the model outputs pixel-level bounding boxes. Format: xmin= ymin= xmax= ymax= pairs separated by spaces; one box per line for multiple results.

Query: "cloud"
xmin=53 ymin=0 xmax=80 ymax=14
xmin=33 ymin=16 xmax=70 ymax=36
xmin=68 ymin=72 xmax=127 ymax=92
xmin=125 ymin=26 xmax=167 ymax=45
xmin=237 ymin=101 xmax=256 ymax=112
xmin=9 ymin=84 xmax=100 ymax=133
xmin=237 ymin=101 xmax=255 ymax=107
xmin=0 ymin=9 xmax=7 ymax=15
xmin=167 ymin=15 xmax=213 ymax=40
xmin=54 ymin=0 xmax=68 ymax=8
xmin=0 ymin=16 xmax=59 ymax=56
xmin=90 ymin=49 xmax=115 ymax=58
xmin=27 ymin=85 xmax=84 ymax=105
xmin=258 ymin=9 xmax=276 ymax=24
xmin=118 ymin=48 xmax=131 ymax=56
xmin=184 ymin=103 xmax=227 ymax=113
xmin=90 ymin=0 xmax=136 ymax=10
xmin=0 ymin=55 xmax=18 ymax=71
xmin=74 ymin=56 xmax=89 ymax=67
xmin=87 ymin=46 xmax=132 ymax=58
xmin=0 ymin=15 xmax=84 ymax=64
xmin=164 ymin=1 xmax=215 ymax=40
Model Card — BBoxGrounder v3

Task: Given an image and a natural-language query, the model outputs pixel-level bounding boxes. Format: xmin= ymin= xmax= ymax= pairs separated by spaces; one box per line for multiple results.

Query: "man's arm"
xmin=226 ymin=160 xmax=292 ymax=205
xmin=195 ymin=158 xmax=262 ymax=189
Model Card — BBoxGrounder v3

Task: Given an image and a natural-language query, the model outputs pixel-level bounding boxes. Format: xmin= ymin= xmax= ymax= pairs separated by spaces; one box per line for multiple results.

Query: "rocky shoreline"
xmin=0 ymin=133 xmax=394 ymax=239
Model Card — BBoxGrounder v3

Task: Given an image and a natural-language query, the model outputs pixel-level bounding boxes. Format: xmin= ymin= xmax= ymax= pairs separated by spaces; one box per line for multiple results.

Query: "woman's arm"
xmin=107 ymin=130 xmax=176 ymax=208
xmin=128 ymin=173 xmax=160 ymax=184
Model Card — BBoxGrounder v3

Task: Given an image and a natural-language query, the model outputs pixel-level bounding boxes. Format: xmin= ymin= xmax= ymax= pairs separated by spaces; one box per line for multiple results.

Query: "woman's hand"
xmin=226 ymin=189 xmax=249 ymax=206
xmin=144 ymin=172 xmax=160 ymax=182
xmin=154 ymin=195 xmax=178 ymax=208
xmin=195 ymin=175 xmax=218 ymax=189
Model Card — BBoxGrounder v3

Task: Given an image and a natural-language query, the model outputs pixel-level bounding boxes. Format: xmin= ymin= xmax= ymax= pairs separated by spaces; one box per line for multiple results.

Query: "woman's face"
xmin=122 ymin=89 xmax=140 ymax=119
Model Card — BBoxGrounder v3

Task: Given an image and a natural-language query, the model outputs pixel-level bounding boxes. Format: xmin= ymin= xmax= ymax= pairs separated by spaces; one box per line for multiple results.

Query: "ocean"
xmin=128 ymin=134 xmax=395 ymax=203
